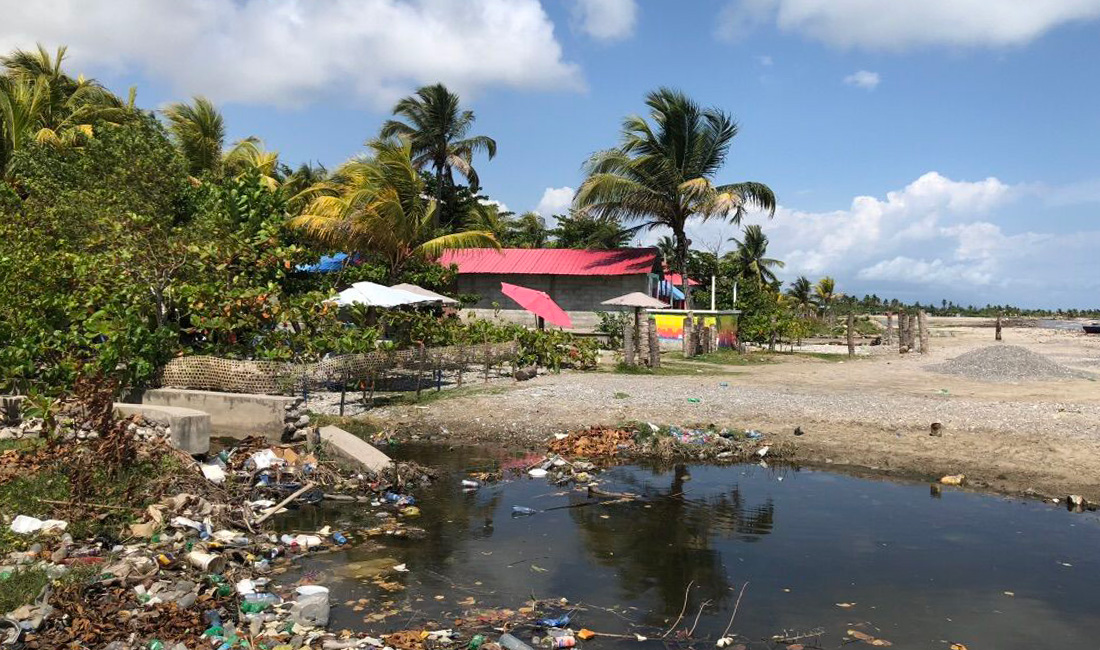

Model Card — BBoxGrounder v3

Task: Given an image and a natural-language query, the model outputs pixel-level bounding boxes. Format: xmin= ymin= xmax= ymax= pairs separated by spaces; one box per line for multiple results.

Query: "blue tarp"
xmin=657 ymin=280 xmax=685 ymax=301
xmin=297 ymin=253 xmax=350 ymax=273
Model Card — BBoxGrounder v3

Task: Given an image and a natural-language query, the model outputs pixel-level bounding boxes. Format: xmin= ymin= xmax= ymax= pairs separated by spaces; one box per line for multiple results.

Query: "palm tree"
xmin=655 ymin=235 xmax=678 ymax=271
xmin=574 ymin=87 xmax=776 ymax=309
xmin=551 ymin=211 xmax=630 ymax=250
xmin=814 ymin=276 xmax=839 ymax=321
xmin=379 ymin=83 xmax=497 ymax=227
xmin=509 ymin=211 xmax=549 ymax=248
xmin=288 ymin=138 xmax=500 ymax=282
xmin=224 ymin=137 xmax=281 ymax=190
xmin=729 ymin=224 xmax=784 ymax=286
xmin=163 ymin=96 xmax=225 ymax=177
xmin=0 ymin=45 xmax=127 ymax=178
xmin=785 ymin=275 xmax=814 ymax=317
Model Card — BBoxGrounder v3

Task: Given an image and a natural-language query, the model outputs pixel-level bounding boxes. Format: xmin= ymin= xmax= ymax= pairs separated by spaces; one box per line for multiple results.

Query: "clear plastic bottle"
xmin=500 ymin=633 xmax=535 ymax=650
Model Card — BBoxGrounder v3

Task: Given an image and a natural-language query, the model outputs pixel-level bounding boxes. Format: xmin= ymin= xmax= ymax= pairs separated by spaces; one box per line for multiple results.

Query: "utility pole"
xmin=710 ymin=275 xmax=716 ymax=311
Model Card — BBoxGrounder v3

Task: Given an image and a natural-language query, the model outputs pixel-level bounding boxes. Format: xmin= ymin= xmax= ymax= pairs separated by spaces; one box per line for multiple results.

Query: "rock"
xmin=940 ymin=474 xmax=966 ymax=486
xmin=296 ymin=414 xmax=311 ymax=428
xmin=1068 ymin=494 xmax=1086 ymax=509
xmin=794 ymin=426 xmax=804 ymax=436
xmin=930 ymin=422 xmax=943 ymax=437
xmin=514 ymin=367 xmax=537 ymax=381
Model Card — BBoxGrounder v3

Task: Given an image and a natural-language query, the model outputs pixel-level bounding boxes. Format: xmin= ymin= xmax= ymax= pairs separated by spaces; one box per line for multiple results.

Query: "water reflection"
xmin=276 ymin=444 xmax=1100 ymax=649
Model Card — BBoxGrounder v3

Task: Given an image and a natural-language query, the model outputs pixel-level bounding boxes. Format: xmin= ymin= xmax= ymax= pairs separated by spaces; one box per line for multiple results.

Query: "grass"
xmin=0 ymin=563 xmax=99 ymax=613
xmin=0 ymin=438 xmax=41 ymax=453
xmin=0 ymin=451 xmax=180 ymax=554
xmin=613 ymin=392 xmax=630 ymax=399
xmin=665 ymin=349 xmax=774 ymax=366
xmin=609 ymin=361 xmax=735 ymax=377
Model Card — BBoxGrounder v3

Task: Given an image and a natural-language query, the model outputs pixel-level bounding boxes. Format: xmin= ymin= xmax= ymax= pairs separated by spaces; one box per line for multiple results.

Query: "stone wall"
xmin=455 ymin=273 xmax=650 ymax=331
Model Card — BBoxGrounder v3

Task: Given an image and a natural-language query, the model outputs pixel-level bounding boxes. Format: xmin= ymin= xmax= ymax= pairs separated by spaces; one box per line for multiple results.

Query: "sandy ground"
xmin=348 ymin=319 xmax=1100 ymax=502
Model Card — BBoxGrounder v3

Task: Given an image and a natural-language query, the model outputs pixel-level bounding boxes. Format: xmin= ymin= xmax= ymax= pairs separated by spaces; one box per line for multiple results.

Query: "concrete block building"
xmin=439 ymin=248 xmax=661 ymax=331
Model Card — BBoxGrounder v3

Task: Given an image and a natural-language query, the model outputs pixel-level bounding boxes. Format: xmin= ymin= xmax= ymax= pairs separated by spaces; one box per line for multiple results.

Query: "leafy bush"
xmin=595 ymin=311 xmax=631 ymax=349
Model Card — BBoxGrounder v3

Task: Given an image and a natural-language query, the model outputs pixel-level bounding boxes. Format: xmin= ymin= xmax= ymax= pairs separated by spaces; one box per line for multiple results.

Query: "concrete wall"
xmin=140 ymin=388 xmax=299 ymax=441
xmin=456 ymin=273 xmax=650 ymax=332
xmin=114 ymin=403 xmax=210 ymax=454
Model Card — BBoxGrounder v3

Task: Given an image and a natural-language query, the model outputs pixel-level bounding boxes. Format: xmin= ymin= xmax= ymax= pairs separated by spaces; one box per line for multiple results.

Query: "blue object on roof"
xmin=657 ymin=280 xmax=685 ymax=301
xmin=297 ymin=253 xmax=350 ymax=273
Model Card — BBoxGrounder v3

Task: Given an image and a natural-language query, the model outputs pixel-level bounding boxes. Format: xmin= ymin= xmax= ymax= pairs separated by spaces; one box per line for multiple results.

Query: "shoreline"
xmin=336 ymin=321 xmax=1100 ymax=504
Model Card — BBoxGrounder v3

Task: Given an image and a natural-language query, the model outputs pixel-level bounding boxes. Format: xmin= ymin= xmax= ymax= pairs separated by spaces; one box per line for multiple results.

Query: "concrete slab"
xmin=114 ymin=403 xmax=211 ymax=454
xmin=318 ymin=425 xmax=392 ymax=473
xmin=140 ymin=389 xmax=299 ymax=441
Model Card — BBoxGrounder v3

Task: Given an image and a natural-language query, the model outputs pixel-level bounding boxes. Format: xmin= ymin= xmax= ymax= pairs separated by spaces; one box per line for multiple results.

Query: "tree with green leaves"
xmin=163 ymin=96 xmax=226 ymax=178
xmin=509 ymin=211 xmax=549 ymax=248
xmin=814 ymin=276 xmax=839 ymax=322
xmin=574 ymin=87 xmax=776 ymax=309
xmin=552 ymin=211 xmax=631 ymax=249
xmin=288 ymin=138 xmax=500 ymax=282
xmin=785 ymin=275 xmax=815 ymax=317
xmin=729 ymin=224 xmax=784 ymax=286
xmin=379 ymin=83 xmax=496 ymax=229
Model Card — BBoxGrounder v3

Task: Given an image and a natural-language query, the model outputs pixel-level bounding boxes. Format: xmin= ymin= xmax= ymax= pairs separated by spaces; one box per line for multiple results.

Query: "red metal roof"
xmin=440 ymin=248 xmax=659 ymax=276
xmin=664 ymin=273 xmax=700 ymax=286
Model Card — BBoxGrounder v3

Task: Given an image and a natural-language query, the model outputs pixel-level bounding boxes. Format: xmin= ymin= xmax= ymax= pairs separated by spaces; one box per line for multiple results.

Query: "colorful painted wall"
xmin=653 ymin=312 xmax=738 ymax=348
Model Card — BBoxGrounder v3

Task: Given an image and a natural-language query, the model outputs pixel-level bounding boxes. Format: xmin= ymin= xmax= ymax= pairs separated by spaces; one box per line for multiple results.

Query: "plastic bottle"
xmin=462 ymin=480 xmax=480 ymax=489
xmin=500 ymin=633 xmax=534 ymax=650
xmin=511 ymin=506 xmax=537 ymax=516
xmin=469 ymin=634 xmax=486 ymax=650
xmin=332 ymin=531 xmax=347 ymax=545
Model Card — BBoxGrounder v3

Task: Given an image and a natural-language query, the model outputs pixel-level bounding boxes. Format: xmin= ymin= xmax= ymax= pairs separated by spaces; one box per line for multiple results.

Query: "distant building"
xmin=439 ymin=248 xmax=661 ymax=330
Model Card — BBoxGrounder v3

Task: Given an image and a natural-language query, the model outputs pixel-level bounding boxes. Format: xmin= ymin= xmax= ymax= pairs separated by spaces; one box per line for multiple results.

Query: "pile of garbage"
xmin=546 ymin=423 xmax=785 ymax=464
xmin=0 ymin=394 xmax=435 ymax=649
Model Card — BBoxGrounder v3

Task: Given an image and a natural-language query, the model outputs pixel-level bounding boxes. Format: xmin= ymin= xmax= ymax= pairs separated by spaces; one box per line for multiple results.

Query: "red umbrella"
xmin=500 ymin=282 xmax=572 ymax=329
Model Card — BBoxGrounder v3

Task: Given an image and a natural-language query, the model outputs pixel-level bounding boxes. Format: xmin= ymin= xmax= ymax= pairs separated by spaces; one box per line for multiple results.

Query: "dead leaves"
xmin=846 ymin=629 xmax=892 ymax=647
xmin=547 ymin=426 xmax=635 ymax=459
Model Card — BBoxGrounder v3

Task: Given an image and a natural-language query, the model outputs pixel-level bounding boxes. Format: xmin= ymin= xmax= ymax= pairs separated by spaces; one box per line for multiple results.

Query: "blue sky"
xmin=3 ymin=0 xmax=1099 ymax=308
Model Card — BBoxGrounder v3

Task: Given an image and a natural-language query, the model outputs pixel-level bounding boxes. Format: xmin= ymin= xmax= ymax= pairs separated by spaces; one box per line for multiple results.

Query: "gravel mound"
xmin=929 ymin=345 xmax=1089 ymax=382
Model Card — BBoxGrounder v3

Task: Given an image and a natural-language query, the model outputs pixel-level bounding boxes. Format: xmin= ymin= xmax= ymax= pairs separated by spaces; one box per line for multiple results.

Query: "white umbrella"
xmin=331 ymin=281 xmax=439 ymax=308
xmin=390 ymin=283 xmax=459 ymax=304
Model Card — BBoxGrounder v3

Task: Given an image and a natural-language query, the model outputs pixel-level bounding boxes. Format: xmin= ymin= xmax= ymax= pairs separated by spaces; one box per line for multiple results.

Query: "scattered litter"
xmin=10 ymin=515 xmax=68 ymax=535
xmin=528 ymin=468 xmax=548 ymax=478
xmin=512 ymin=506 xmax=538 ymax=517
xmin=940 ymin=474 xmax=966 ymax=486
xmin=199 ymin=462 xmax=226 ymax=484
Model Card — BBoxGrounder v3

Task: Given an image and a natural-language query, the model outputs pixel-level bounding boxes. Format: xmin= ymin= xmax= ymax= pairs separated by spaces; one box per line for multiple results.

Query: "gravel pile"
xmin=928 ymin=344 xmax=1090 ymax=382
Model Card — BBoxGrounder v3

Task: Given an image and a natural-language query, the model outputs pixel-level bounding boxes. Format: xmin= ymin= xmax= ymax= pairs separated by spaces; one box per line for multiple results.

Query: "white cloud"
xmin=0 ymin=0 xmax=583 ymax=108
xmin=534 ymin=186 xmax=575 ymax=218
xmin=843 ymin=70 xmax=880 ymax=90
xmin=717 ymin=0 xmax=1100 ymax=50
xmin=572 ymin=0 xmax=638 ymax=41
xmin=755 ymin=54 xmax=774 ymax=66
xmin=479 ymin=198 xmax=510 ymax=213
xmin=660 ymin=171 xmax=1100 ymax=306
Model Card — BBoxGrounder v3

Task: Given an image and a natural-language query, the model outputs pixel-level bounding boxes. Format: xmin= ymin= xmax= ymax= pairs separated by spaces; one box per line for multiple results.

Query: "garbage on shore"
xmin=546 ymin=423 xmax=787 ymax=464
xmin=0 ymin=386 xmax=437 ymax=649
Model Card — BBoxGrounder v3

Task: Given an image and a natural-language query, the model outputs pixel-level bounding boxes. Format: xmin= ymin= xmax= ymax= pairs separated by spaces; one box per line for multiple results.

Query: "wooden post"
xmin=898 ymin=312 xmax=908 ymax=353
xmin=995 ymin=313 xmax=1003 ymax=341
xmin=415 ymin=343 xmax=426 ymax=400
xmin=918 ymin=310 xmax=929 ymax=354
xmin=637 ymin=312 xmax=649 ymax=365
xmin=907 ymin=313 xmax=918 ymax=353
xmin=682 ymin=317 xmax=694 ymax=358
xmin=648 ymin=317 xmax=660 ymax=368
xmin=884 ymin=312 xmax=894 ymax=346
xmin=623 ymin=318 xmax=635 ymax=366
xmin=846 ymin=312 xmax=855 ymax=358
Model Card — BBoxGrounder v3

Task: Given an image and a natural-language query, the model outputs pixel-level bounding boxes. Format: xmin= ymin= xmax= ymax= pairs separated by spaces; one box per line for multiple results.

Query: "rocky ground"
xmin=342 ymin=320 xmax=1100 ymax=502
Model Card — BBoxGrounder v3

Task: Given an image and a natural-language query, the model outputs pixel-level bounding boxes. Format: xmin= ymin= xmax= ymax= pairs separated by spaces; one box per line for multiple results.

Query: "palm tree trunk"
xmin=675 ymin=227 xmax=692 ymax=312
xmin=434 ymin=162 xmax=445 ymax=229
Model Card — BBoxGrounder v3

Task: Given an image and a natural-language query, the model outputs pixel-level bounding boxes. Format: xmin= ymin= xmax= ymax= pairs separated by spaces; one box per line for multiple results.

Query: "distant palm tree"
xmin=655 ymin=235 xmax=678 ymax=271
xmin=551 ymin=211 xmax=630 ymax=250
xmin=282 ymin=161 xmax=328 ymax=212
xmin=574 ymin=88 xmax=776 ymax=309
xmin=288 ymin=138 xmax=500 ymax=282
xmin=814 ymin=276 xmax=839 ymax=321
xmin=785 ymin=275 xmax=814 ymax=317
xmin=730 ymin=224 xmax=784 ymax=286
xmin=163 ymin=96 xmax=225 ymax=177
xmin=509 ymin=212 xmax=549 ymax=248
xmin=379 ymin=83 xmax=497 ymax=226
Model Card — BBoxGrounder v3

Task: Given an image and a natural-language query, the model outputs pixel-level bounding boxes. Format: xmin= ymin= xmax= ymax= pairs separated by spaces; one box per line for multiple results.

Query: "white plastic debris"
xmin=248 ymin=449 xmax=282 ymax=470
xmin=200 ymin=463 xmax=226 ymax=484
xmin=528 ymin=468 xmax=548 ymax=478
xmin=10 ymin=515 xmax=67 ymax=535
xmin=756 ymin=446 xmax=770 ymax=458
xmin=236 ymin=578 xmax=257 ymax=595
xmin=170 ymin=516 xmax=203 ymax=531
xmin=393 ymin=563 xmax=409 ymax=572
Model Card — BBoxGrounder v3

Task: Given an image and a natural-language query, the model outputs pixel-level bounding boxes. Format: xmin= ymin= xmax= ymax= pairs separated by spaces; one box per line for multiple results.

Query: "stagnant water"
xmin=276 ymin=444 xmax=1100 ymax=648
